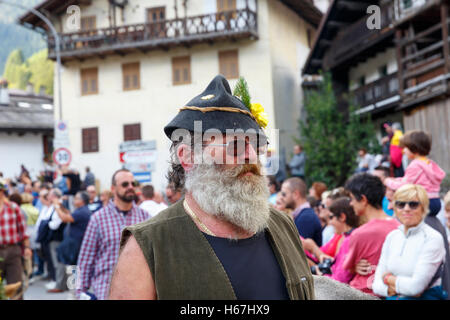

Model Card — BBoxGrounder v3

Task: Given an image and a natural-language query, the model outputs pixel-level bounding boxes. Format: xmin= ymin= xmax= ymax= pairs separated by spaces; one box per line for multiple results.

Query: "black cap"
xmin=164 ymin=75 xmax=266 ymax=140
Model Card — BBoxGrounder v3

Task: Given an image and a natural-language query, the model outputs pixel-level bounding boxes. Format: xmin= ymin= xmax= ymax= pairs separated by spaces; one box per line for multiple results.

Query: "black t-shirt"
xmin=203 ymin=231 xmax=290 ymax=300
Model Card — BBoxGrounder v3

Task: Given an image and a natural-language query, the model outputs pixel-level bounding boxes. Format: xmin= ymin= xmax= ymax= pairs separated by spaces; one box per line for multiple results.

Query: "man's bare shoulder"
xmin=109 ymin=234 xmax=156 ymax=300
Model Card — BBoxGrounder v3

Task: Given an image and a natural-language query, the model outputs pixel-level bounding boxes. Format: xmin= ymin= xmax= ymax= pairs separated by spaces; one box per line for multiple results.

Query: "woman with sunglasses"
xmin=372 ymin=184 xmax=447 ymax=300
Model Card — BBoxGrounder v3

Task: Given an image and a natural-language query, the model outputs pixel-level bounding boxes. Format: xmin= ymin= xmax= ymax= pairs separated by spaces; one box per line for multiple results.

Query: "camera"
xmin=310 ymin=258 xmax=334 ymax=275
xmin=318 ymin=258 xmax=334 ymax=275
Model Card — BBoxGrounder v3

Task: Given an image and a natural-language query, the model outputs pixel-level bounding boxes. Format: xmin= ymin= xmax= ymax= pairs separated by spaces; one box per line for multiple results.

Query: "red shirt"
xmin=0 ymin=200 xmax=28 ymax=245
xmin=342 ymin=218 xmax=400 ymax=295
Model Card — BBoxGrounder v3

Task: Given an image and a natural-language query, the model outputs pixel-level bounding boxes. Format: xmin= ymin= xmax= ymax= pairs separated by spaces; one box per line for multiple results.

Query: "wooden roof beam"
xmin=328 ymin=20 xmax=349 ymax=28
xmin=336 ymin=1 xmax=369 ymax=11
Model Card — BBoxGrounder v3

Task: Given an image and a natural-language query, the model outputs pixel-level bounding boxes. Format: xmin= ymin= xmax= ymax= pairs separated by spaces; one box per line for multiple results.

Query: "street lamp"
xmin=0 ymin=0 xmax=63 ymax=121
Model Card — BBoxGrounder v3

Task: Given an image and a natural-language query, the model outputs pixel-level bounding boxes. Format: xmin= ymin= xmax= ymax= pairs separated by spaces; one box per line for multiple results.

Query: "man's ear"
xmin=360 ymin=194 xmax=369 ymax=207
xmin=177 ymin=144 xmax=194 ymax=171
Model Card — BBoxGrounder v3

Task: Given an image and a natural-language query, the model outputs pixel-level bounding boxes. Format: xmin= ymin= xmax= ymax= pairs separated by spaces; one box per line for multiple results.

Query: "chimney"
xmin=26 ymin=82 xmax=34 ymax=94
xmin=0 ymin=79 xmax=10 ymax=106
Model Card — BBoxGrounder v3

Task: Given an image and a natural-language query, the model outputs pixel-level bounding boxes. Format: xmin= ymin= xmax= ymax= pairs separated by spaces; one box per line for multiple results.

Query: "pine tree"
xmin=296 ymin=72 xmax=379 ymax=188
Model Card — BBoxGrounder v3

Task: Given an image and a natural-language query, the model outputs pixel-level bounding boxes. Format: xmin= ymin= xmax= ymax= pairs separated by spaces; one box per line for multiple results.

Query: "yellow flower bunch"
xmin=250 ymin=103 xmax=269 ymax=128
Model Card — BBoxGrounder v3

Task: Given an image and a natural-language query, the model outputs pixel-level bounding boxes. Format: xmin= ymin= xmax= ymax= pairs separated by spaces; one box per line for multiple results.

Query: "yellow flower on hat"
xmin=250 ymin=103 xmax=269 ymax=128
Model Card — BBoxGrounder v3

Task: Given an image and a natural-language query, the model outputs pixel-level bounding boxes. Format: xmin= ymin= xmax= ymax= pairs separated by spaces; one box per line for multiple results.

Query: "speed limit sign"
xmin=53 ymin=147 xmax=72 ymax=166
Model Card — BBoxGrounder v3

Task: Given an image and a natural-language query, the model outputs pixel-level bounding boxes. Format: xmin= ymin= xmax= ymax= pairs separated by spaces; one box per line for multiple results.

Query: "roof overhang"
xmin=279 ymin=0 xmax=323 ymax=28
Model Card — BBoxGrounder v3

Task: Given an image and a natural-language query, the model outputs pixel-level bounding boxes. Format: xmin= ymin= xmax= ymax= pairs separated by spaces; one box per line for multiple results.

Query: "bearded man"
xmin=109 ymin=75 xmax=314 ymax=300
xmin=76 ymin=169 xmax=149 ymax=300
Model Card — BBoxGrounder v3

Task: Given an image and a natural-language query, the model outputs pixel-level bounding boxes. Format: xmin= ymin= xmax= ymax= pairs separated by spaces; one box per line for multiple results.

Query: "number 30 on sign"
xmin=53 ymin=148 xmax=72 ymax=166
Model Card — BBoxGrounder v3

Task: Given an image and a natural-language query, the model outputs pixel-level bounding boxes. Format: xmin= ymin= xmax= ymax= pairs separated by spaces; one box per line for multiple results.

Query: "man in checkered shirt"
xmin=0 ymin=181 xmax=32 ymax=299
xmin=76 ymin=169 xmax=149 ymax=300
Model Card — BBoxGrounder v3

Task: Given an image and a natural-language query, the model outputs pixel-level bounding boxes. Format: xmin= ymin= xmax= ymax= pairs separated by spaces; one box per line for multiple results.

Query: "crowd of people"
xmin=267 ymin=128 xmax=450 ymax=300
xmin=0 ymin=164 xmax=182 ymax=299
xmin=1 ymin=74 xmax=450 ymax=301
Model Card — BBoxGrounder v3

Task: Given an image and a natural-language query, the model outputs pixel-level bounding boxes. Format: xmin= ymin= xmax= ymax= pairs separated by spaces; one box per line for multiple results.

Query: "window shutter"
xmin=123 ymin=123 xmax=141 ymax=141
xmin=122 ymin=62 xmax=140 ymax=91
xmin=82 ymin=127 xmax=99 ymax=153
xmin=219 ymin=50 xmax=239 ymax=79
xmin=81 ymin=67 xmax=98 ymax=95
xmin=172 ymin=56 xmax=191 ymax=85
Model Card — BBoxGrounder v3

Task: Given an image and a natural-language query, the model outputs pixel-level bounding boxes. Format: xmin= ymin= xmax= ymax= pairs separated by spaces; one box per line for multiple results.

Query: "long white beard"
xmin=184 ymin=163 xmax=271 ymax=234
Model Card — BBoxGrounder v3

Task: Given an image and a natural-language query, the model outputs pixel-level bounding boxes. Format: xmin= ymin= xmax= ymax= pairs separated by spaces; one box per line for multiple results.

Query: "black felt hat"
xmin=164 ymin=75 xmax=266 ymax=140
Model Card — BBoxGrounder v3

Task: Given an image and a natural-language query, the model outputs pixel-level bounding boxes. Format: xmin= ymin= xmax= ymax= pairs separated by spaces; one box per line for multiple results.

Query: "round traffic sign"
xmin=53 ymin=147 xmax=72 ymax=166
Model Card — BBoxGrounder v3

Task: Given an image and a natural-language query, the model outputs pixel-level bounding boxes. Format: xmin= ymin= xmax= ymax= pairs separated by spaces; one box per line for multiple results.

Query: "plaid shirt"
xmin=76 ymin=200 xmax=149 ymax=300
xmin=0 ymin=200 xmax=28 ymax=245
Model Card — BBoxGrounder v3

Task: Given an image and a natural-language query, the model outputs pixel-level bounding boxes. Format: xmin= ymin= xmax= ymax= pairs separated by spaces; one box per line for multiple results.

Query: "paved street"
xmin=23 ymin=277 xmax=72 ymax=300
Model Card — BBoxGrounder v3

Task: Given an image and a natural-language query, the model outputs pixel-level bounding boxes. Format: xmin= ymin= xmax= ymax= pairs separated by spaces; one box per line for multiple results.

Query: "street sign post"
xmin=53 ymin=147 xmax=72 ymax=166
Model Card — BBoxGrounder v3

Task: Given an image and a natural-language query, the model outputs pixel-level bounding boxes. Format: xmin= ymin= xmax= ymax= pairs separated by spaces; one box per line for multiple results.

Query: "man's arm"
xmin=76 ymin=216 xmax=100 ymax=298
xmin=109 ymin=235 xmax=156 ymax=300
xmin=53 ymin=199 xmax=74 ymax=223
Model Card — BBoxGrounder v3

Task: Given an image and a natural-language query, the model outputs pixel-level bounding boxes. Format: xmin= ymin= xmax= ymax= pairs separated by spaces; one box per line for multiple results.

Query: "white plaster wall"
xmin=349 ymin=48 xmax=397 ymax=90
xmin=267 ymin=0 xmax=314 ymax=157
xmin=0 ymin=132 xmax=46 ymax=180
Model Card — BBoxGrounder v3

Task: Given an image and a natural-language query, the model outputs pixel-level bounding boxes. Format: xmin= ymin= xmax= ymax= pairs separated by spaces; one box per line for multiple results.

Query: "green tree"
xmin=296 ymin=72 xmax=380 ymax=188
xmin=2 ymin=49 xmax=30 ymax=90
xmin=27 ymin=49 xmax=54 ymax=95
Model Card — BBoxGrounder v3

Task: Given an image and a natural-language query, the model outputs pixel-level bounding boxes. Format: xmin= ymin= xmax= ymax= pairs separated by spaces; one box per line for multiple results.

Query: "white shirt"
xmin=372 ymin=221 xmax=445 ymax=297
xmin=35 ymin=205 xmax=63 ymax=231
xmin=139 ymin=200 xmax=168 ymax=218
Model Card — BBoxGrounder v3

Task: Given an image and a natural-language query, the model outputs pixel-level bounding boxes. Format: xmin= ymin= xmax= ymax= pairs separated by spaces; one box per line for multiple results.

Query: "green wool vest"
xmin=120 ymin=199 xmax=315 ymax=300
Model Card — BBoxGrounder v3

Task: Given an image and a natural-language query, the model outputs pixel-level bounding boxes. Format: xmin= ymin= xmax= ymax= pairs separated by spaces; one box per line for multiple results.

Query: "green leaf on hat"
xmin=232 ymin=76 xmax=251 ymax=110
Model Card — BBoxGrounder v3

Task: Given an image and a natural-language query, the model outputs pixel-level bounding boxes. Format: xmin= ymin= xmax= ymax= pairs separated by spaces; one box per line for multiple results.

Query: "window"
xmin=123 ymin=123 xmax=141 ymax=141
xmin=217 ymin=0 xmax=236 ymax=21
xmin=82 ymin=127 xmax=99 ymax=153
xmin=358 ymin=76 xmax=365 ymax=87
xmin=379 ymin=65 xmax=388 ymax=77
xmin=172 ymin=56 xmax=191 ymax=85
xmin=146 ymin=7 xmax=165 ymax=22
xmin=80 ymin=16 xmax=96 ymax=31
xmin=146 ymin=7 xmax=166 ymax=37
xmin=219 ymin=50 xmax=239 ymax=79
xmin=122 ymin=62 xmax=140 ymax=91
xmin=81 ymin=67 xmax=98 ymax=95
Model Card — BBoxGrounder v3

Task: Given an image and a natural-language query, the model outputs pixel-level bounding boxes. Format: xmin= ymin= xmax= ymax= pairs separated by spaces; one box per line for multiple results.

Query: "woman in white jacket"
xmin=372 ymin=184 xmax=447 ymax=300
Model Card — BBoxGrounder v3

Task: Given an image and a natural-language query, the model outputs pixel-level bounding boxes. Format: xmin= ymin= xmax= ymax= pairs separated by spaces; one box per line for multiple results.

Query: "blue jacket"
xmin=294 ymin=207 xmax=323 ymax=246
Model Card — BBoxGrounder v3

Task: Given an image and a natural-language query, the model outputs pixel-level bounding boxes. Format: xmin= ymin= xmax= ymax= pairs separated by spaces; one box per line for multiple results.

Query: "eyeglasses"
xmin=395 ymin=201 xmax=420 ymax=210
xmin=120 ymin=181 xmax=138 ymax=188
xmin=203 ymin=137 xmax=268 ymax=157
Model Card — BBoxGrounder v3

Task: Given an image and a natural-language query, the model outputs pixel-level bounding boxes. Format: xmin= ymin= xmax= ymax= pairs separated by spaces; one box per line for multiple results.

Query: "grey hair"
xmin=50 ymin=188 xmax=63 ymax=198
xmin=166 ymin=131 xmax=200 ymax=192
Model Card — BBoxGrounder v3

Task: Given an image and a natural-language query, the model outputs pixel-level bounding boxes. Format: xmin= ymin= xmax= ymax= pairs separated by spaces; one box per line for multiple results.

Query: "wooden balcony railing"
xmin=351 ymin=72 xmax=399 ymax=108
xmin=397 ymin=16 xmax=450 ymax=107
xmin=48 ymin=8 xmax=257 ymax=60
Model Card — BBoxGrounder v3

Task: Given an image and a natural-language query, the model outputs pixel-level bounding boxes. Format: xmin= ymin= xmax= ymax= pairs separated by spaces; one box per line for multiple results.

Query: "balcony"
xmin=351 ymin=72 xmax=400 ymax=114
xmin=394 ymin=0 xmax=441 ymax=24
xmin=325 ymin=3 xmax=396 ymax=70
xmin=397 ymin=14 xmax=450 ymax=108
xmin=48 ymin=8 xmax=258 ymax=61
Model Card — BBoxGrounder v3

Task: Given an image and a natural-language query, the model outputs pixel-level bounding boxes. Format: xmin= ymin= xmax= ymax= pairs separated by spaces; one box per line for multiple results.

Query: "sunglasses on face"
xmin=120 ymin=181 xmax=138 ymax=188
xmin=203 ymin=136 xmax=268 ymax=157
xmin=395 ymin=201 xmax=420 ymax=210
